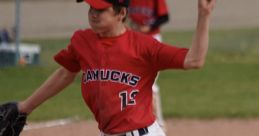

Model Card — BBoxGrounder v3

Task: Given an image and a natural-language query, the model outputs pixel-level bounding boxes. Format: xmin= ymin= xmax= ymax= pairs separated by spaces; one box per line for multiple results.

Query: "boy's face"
xmin=88 ymin=6 xmax=121 ymax=33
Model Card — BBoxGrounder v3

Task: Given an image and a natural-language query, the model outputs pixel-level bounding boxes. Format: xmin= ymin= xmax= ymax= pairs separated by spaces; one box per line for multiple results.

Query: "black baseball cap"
xmin=78 ymin=0 xmax=130 ymax=9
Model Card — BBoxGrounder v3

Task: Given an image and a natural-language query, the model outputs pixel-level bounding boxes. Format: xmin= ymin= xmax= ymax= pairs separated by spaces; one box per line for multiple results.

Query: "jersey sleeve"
xmin=54 ymin=36 xmax=81 ymax=72
xmin=149 ymin=39 xmax=189 ymax=70
xmin=156 ymin=0 xmax=169 ymax=16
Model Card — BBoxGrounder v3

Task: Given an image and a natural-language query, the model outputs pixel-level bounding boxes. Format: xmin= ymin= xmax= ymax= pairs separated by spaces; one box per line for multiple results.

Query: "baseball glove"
xmin=0 ymin=102 xmax=27 ymax=136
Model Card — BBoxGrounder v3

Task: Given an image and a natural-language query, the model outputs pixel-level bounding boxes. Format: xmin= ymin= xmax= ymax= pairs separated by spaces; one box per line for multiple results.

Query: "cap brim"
xmin=85 ymin=0 xmax=112 ymax=10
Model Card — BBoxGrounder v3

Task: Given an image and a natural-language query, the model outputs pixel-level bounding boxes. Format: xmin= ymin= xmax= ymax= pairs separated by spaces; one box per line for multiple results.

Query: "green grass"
xmin=160 ymin=63 xmax=259 ymax=119
xmin=0 ymin=38 xmax=93 ymax=121
xmin=161 ymin=27 xmax=259 ymax=119
xmin=0 ymin=27 xmax=259 ymax=121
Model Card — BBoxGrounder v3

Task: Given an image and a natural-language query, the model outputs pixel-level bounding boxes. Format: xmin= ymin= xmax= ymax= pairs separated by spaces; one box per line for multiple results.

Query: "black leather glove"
xmin=0 ymin=102 xmax=27 ymax=136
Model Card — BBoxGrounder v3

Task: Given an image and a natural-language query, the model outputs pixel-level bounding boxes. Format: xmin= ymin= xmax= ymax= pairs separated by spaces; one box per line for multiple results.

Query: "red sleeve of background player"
xmin=156 ymin=0 xmax=169 ymax=16
xmin=54 ymin=35 xmax=81 ymax=72
xmin=149 ymin=40 xmax=189 ymax=70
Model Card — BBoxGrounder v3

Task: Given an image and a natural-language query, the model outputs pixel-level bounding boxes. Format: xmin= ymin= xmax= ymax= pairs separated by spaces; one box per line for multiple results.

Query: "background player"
xmin=16 ymin=0 xmax=216 ymax=135
xmin=128 ymin=0 xmax=169 ymax=41
xmin=128 ymin=0 xmax=170 ymax=129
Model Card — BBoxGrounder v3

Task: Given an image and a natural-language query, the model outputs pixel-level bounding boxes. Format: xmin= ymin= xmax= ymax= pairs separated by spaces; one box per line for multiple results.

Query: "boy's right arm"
xmin=18 ymin=67 xmax=78 ymax=114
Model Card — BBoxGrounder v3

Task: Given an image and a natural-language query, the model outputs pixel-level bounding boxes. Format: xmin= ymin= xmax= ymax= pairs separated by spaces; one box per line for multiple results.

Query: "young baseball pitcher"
xmin=128 ymin=0 xmax=170 ymax=129
xmin=0 ymin=0 xmax=216 ymax=136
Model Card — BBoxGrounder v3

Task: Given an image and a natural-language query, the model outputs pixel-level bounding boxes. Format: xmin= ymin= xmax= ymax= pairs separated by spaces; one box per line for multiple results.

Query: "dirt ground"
xmin=2 ymin=0 xmax=259 ymax=136
xmin=20 ymin=119 xmax=259 ymax=136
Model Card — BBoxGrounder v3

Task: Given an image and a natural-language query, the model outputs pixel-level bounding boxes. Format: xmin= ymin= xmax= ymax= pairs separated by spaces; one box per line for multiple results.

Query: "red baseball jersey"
xmin=128 ymin=0 xmax=169 ymax=35
xmin=54 ymin=29 xmax=188 ymax=134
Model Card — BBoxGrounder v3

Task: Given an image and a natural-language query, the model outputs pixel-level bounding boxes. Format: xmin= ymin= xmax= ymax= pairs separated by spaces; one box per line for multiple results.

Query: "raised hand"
xmin=198 ymin=0 xmax=216 ymax=16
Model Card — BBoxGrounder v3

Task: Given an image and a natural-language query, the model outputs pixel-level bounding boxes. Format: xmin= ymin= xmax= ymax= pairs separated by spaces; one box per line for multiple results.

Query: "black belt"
xmin=121 ymin=127 xmax=149 ymax=136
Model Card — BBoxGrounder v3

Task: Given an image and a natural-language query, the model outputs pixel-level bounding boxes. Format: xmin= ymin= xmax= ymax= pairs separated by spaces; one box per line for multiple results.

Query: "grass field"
xmin=0 ymin=28 xmax=259 ymax=121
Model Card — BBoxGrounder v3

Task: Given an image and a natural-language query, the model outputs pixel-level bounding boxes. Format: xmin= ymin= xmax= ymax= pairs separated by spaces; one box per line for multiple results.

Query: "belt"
xmin=103 ymin=127 xmax=149 ymax=136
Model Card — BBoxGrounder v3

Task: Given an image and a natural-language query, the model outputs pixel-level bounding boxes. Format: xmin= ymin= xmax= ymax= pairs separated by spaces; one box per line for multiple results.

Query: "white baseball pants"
xmin=100 ymin=121 xmax=166 ymax=136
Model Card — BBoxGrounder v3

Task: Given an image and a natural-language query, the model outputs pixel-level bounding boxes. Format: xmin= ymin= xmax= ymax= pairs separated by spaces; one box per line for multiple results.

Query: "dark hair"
xmin=112 ymin=5 xmax=128 ymax=22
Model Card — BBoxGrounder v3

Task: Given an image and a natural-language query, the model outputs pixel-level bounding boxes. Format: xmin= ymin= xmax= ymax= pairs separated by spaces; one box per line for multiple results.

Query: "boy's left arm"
xmin=184 ymin=0 xmax=216 ymax=69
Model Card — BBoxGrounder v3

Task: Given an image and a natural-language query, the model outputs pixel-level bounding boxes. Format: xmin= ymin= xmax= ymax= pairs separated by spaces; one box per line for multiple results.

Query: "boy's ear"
xmin=120 ymin=8 xmax=127 ymax=19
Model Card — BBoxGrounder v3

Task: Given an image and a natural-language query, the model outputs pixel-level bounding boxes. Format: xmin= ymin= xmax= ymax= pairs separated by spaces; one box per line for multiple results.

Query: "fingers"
xmin=208 ymin=0 xmax=216 ymax=6
xmin=198 ymin=0 xmax=216 ymax=16
xmin=208 ymin=0 xmax=216 ymax=10
xmin=199 ymin=0 xmax=215 ymax=6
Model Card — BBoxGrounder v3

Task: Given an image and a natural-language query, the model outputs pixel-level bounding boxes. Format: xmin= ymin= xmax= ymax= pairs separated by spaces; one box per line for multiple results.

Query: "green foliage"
xmin=0 ymin=28 xmax=259 ymax=121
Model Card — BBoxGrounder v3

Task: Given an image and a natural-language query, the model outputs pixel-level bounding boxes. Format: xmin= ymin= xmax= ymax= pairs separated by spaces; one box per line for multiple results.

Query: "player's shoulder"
xmin=128 ymin=29 xmax=157 ymax=44
xmin=72 ymin=28 xmax=95 ymax=39
xmin=68 ymin=28 xmax=97 ymax=48
xmin=70 ymin=28 xmax=97 ymax=43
